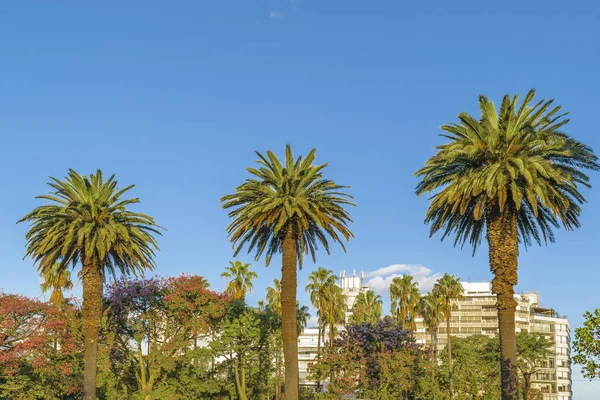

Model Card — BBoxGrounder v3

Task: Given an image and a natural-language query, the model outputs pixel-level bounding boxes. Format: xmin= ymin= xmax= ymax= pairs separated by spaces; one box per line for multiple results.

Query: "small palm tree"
xmin=221 ymin=145 xmax=354 ymax=400
xmin=350 ymin=290 xmax=382 ymax=325
xmin=389 ymin=275 xmax=420 ymax=330
xmin=306 ymin=267 xmax=337 ymax=363
xmin=40 ymin=262 xmax=74 ymax=307
xmin=19 ymin=170 xmax=161 ymax=400
xmin=266 ymin=278 xmax=282 ymax=317
xmin=296 ymin=303 xmax=311 ymax=335
xmin=432 ymin=274 xmax=464 ymax=399
xmin=221 ymin=260 xmax=258 ymax=300
xmin=420 ymin=292 xmax=444 ymax=379
xmin=323 ymin=284 xmax=347 ymax=347
xmin=416 ymin=90 xmax=598 ymax=399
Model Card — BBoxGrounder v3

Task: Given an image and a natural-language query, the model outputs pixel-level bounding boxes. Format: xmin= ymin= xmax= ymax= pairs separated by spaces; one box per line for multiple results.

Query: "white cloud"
xmin=364 ymin=264 xmax=442 ymax=295
xmin=268 ymin=11 xmax=285 ymax=19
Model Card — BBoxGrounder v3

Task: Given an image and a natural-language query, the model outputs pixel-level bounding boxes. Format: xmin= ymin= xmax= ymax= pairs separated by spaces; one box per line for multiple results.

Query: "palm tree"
xmin=389 ymin=275 xmax=421 ymax=330
xmin=19 ymin=170 xmax=161 ymax=400
xmin=40 ymin=262 xmax=74 ymax=307
xmin=306 ymin=267 xmax=337 ymax=369
xmin=296 ymin=302 xmax=311 ymax=335
xmin=221 ymin=260 xmax=258 ymax=301
xmin=266 ymin=278 xmax=282 ymax=317
xmin=415 ymin=90 xmax=598 ymax=399
xmin=350 ymin=290 xmax=382 ymax=324
xmin=323 ymin=284 xmax=347 ymax=347
xmin=420 ymin=292 xmax=444 ymax=379
xmin=432 ymin=274 xmax=464 ymax=399
xmin=221 ymin=145 xmax=354 ymax=400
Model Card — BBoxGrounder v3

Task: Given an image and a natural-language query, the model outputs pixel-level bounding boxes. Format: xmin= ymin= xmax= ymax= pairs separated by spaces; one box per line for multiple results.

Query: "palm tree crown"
xmin=296 ymin=303 xmax=311 ymax=335
xmin=19 ymin=169 xmax=162 ymax=280
xmin=389 ymin=275 xmax=421 ymax=330
xmin=221 ymin=260 xmax=258 ymax=300
xmin=306 ymin=267 xmax=337 ymax=326
xmin=420 ymin=292 xmax=444 ymax=335
xmin=221 ymin=144 xmax=354 ymax=266
xmin=433 ymin=274 xmax=464 ymax=321
xmin=350 ymin=289 xmax=383 ymax=325
xmin=415 ymin=89 xmax=598 ymax=251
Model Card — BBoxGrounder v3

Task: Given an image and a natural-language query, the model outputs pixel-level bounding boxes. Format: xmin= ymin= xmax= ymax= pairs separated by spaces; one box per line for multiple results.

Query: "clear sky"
xmin=1 ymin=1 xmax=599 ymax=397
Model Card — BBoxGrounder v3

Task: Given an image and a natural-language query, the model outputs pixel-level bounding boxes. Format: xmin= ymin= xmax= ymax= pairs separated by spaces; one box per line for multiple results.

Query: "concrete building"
xmin=415 ymin=282 xmax=571 ymax=400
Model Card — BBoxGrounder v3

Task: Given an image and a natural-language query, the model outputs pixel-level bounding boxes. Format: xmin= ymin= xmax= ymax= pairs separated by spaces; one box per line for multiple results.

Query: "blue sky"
xmin=1 ymin=1 xmax=599 ymax=396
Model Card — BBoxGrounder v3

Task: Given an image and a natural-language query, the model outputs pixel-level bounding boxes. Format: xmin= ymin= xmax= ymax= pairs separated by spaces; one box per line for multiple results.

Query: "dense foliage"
xmin=573 ymin=309 xmax=600 ymax=379
xmin=0 ymin=294 xmax=82 ymax=400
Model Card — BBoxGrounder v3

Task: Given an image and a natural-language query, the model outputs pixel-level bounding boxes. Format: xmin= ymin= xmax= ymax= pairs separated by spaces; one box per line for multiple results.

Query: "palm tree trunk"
xmin=316 ymin=312 xmax=322 ymax=392
xmin=447 ymin=314 xmax=453 ymax=399
xmin=82 ymin=266 xmax=103 ymax=400
xmin=281 ymin=233 xmax=299 ymax=400
xmin=487 ymin=211 xmax=519 ymax=400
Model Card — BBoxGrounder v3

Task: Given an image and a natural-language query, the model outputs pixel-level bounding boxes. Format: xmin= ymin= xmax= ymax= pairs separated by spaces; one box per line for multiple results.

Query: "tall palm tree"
xmin=19 ymin=170 xmax=161 ymax=400
xmin=221 ymin=260 xmax=258 ymax=300
xmin=420 ymin=292 xmax=444 ymax=379
xmin=389 ymin=275 xmax=420 ymax=330
xmin=221 ymin=145 xmax=354 ymax=400
xmin=415 ymin=90 xmax=598 ymax=399
xmin=306 ymin=267 xmax=337 ymax=369
xmin=350 ymin=289 xmax=382 ymax=324
xmin=432 ymin=274 xmax=464 ymax=399
xmin=266 ymin=278 xmax=282 ymax=317
xmin=40 ymin=262 xmax=74 ymax=307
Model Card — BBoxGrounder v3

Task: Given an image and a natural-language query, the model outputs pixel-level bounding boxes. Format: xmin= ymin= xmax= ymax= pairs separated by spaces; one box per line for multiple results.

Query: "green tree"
xmin=420 ymin=292 xmax=444 ymax=379
xmin=432 ymin=274 xmax=464 ymax=399
xmin=212 ymin=311 xmax=263 ymax=400
xmin=267 ymin=278 xmax=282 ymax=318
xmin=221 ymin=145 xmax=354 ymax=400
xmin=40 ymin=261 xmax=74 ymax=307
xmin=515 ymin=332 xmax=553 ymax=400
xmin=221 ymin=260 xmax=258 ymax=301
xmin=19 ymin=170 xmax=161 ymax=400
xmin=574 ymin=309 xmax=600 ymax=379
xmin=439 ymin=335 xmax=501 ymax=400
xmin=350 ymin=290 xmax=383 ymax=325
xmin=390 ymin=275 xmax=421 ymax=331
xmin=415 ymin=90 xmax=599 ymax=400
xmin=306 ymin=266 xmax=337 ymax=374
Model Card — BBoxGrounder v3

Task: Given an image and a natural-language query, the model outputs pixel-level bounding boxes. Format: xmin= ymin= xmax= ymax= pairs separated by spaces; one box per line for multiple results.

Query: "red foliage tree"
xmin=0 ymin=294 xmax=82 ymax=399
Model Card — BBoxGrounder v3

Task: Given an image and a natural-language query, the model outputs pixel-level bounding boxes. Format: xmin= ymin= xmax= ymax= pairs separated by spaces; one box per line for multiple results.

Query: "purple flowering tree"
xmin=310 ymin=317 xmax=425 ymax=398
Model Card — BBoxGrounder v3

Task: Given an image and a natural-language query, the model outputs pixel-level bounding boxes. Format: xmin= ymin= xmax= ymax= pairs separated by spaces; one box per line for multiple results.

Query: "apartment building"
xmin=415 ymin=282 xmax=571 ymax=400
